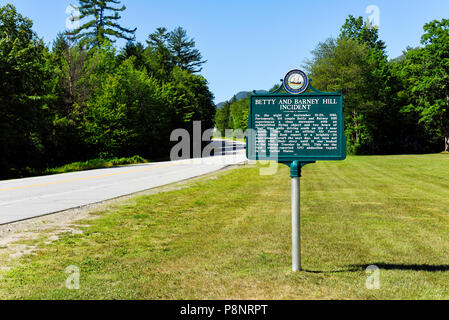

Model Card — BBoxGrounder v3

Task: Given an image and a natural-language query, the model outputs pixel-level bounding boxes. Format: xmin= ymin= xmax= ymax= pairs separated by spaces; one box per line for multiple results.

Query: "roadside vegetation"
xmin=1 ymin=154 xmax=449 ymax=299
xmin=44 ymin=156 xmax=147 ymax=175
xmin=216 ymin=16 xmax=449 ymax=155
xmin=0 ymin=1 xmax=215 ymax=180
xmin=2 ymin=2 xmax=448 ymax=180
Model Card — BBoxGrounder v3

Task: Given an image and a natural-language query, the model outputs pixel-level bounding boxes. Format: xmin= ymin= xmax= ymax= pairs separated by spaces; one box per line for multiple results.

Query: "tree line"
xmin=215 ymin=95 xmax=250 ymax=135
xmin=216 ymin=15 xmax=449 ymax=155
xmin=0 ymin=1 xmax=215 ymax=179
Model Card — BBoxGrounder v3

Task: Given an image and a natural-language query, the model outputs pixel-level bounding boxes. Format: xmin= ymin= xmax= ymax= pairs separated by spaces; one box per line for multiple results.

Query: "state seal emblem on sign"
xmin=284 ymin=69 xmax=309 ymax=94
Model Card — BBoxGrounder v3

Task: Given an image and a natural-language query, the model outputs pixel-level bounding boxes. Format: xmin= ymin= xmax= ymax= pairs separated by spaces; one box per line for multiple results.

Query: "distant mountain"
xmin=215 ymin=90 xmax=268 ymax=109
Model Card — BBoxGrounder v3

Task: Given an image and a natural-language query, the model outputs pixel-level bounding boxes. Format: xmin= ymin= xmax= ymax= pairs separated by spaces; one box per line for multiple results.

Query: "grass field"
xmin=1 ymin=154 xmax=449 ymax=299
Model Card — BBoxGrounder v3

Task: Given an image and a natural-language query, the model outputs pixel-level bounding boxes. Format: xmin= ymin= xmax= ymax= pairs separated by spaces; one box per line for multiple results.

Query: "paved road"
xmin=0 ymin=140 xmax=246 ymax=225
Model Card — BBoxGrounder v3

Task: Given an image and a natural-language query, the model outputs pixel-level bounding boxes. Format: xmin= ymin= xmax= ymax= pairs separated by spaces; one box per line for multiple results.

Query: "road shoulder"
xmin=0 ymin=163 xmax=246 ymax=270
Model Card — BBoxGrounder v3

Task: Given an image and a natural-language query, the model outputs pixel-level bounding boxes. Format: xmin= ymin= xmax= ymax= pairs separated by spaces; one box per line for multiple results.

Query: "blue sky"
xmin=3 ymin=0 xmax=449 ymax=103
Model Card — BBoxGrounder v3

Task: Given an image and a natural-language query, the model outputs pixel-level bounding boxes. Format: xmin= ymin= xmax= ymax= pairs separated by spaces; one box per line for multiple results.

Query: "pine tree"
xmin=68 ymin=0 xmax=136 ymax=48
xmin=118 ymin=41 xmax=146 ymax=69
xmin=146 ymin=27 xmax=174 ymax=78
xmin=168 ymin=27 xmax=206 ymax=73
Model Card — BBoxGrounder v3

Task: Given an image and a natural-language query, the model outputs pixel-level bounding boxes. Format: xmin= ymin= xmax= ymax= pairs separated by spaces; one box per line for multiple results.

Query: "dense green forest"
xmin=0 ymin=2 xmax=215 ymax=179
xmin=1 ymin=1 xmax=448 ymax=179
xmin=216 ymin=16 xmax=449 ymax=155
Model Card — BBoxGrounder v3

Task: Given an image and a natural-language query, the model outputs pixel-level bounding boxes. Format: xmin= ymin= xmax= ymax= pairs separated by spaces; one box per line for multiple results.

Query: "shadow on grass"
xmin=304 ymin=263 xmax=449 ymax=274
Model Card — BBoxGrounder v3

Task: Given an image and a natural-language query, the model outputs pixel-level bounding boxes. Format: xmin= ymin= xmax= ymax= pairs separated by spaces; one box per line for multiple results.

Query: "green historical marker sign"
xmin=247 ymin=73 xmax=346 ymax=162
xmin=246 ymin=70 xmax=346 ymax=272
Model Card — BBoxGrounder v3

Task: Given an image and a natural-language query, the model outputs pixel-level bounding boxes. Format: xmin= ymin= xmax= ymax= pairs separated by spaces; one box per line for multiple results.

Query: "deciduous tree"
xmin=400 ymin=19 xmax=449 ymax=152
xmin=0 ymin=4 xmax=50 ymax=177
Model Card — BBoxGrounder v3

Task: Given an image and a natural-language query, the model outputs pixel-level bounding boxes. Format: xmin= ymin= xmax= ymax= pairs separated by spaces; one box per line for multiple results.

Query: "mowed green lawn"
xmin=1 ymin=154 xmax=449 ymax=300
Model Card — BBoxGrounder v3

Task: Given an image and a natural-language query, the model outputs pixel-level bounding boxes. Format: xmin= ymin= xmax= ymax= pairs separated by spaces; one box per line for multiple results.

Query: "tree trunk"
xmin=68 ymin=49 xmax=74 ymax=101
xmin=353 ymin=110 xmax=360 ymax=144
xmin=65 ymin=46 xmax=74 ymax=114
xmin=445 ymin=136 xmax=449 ymax=152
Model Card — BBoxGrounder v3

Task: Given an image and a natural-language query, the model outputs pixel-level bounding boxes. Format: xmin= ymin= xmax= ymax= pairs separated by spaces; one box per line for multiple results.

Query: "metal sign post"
xmin=247 ymin=70 xmax=346 ymax=272
xmin=290 ymin=161 xmax=301 ymax=272
xmin=284 ymin=160 xmax=313 ymax=272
